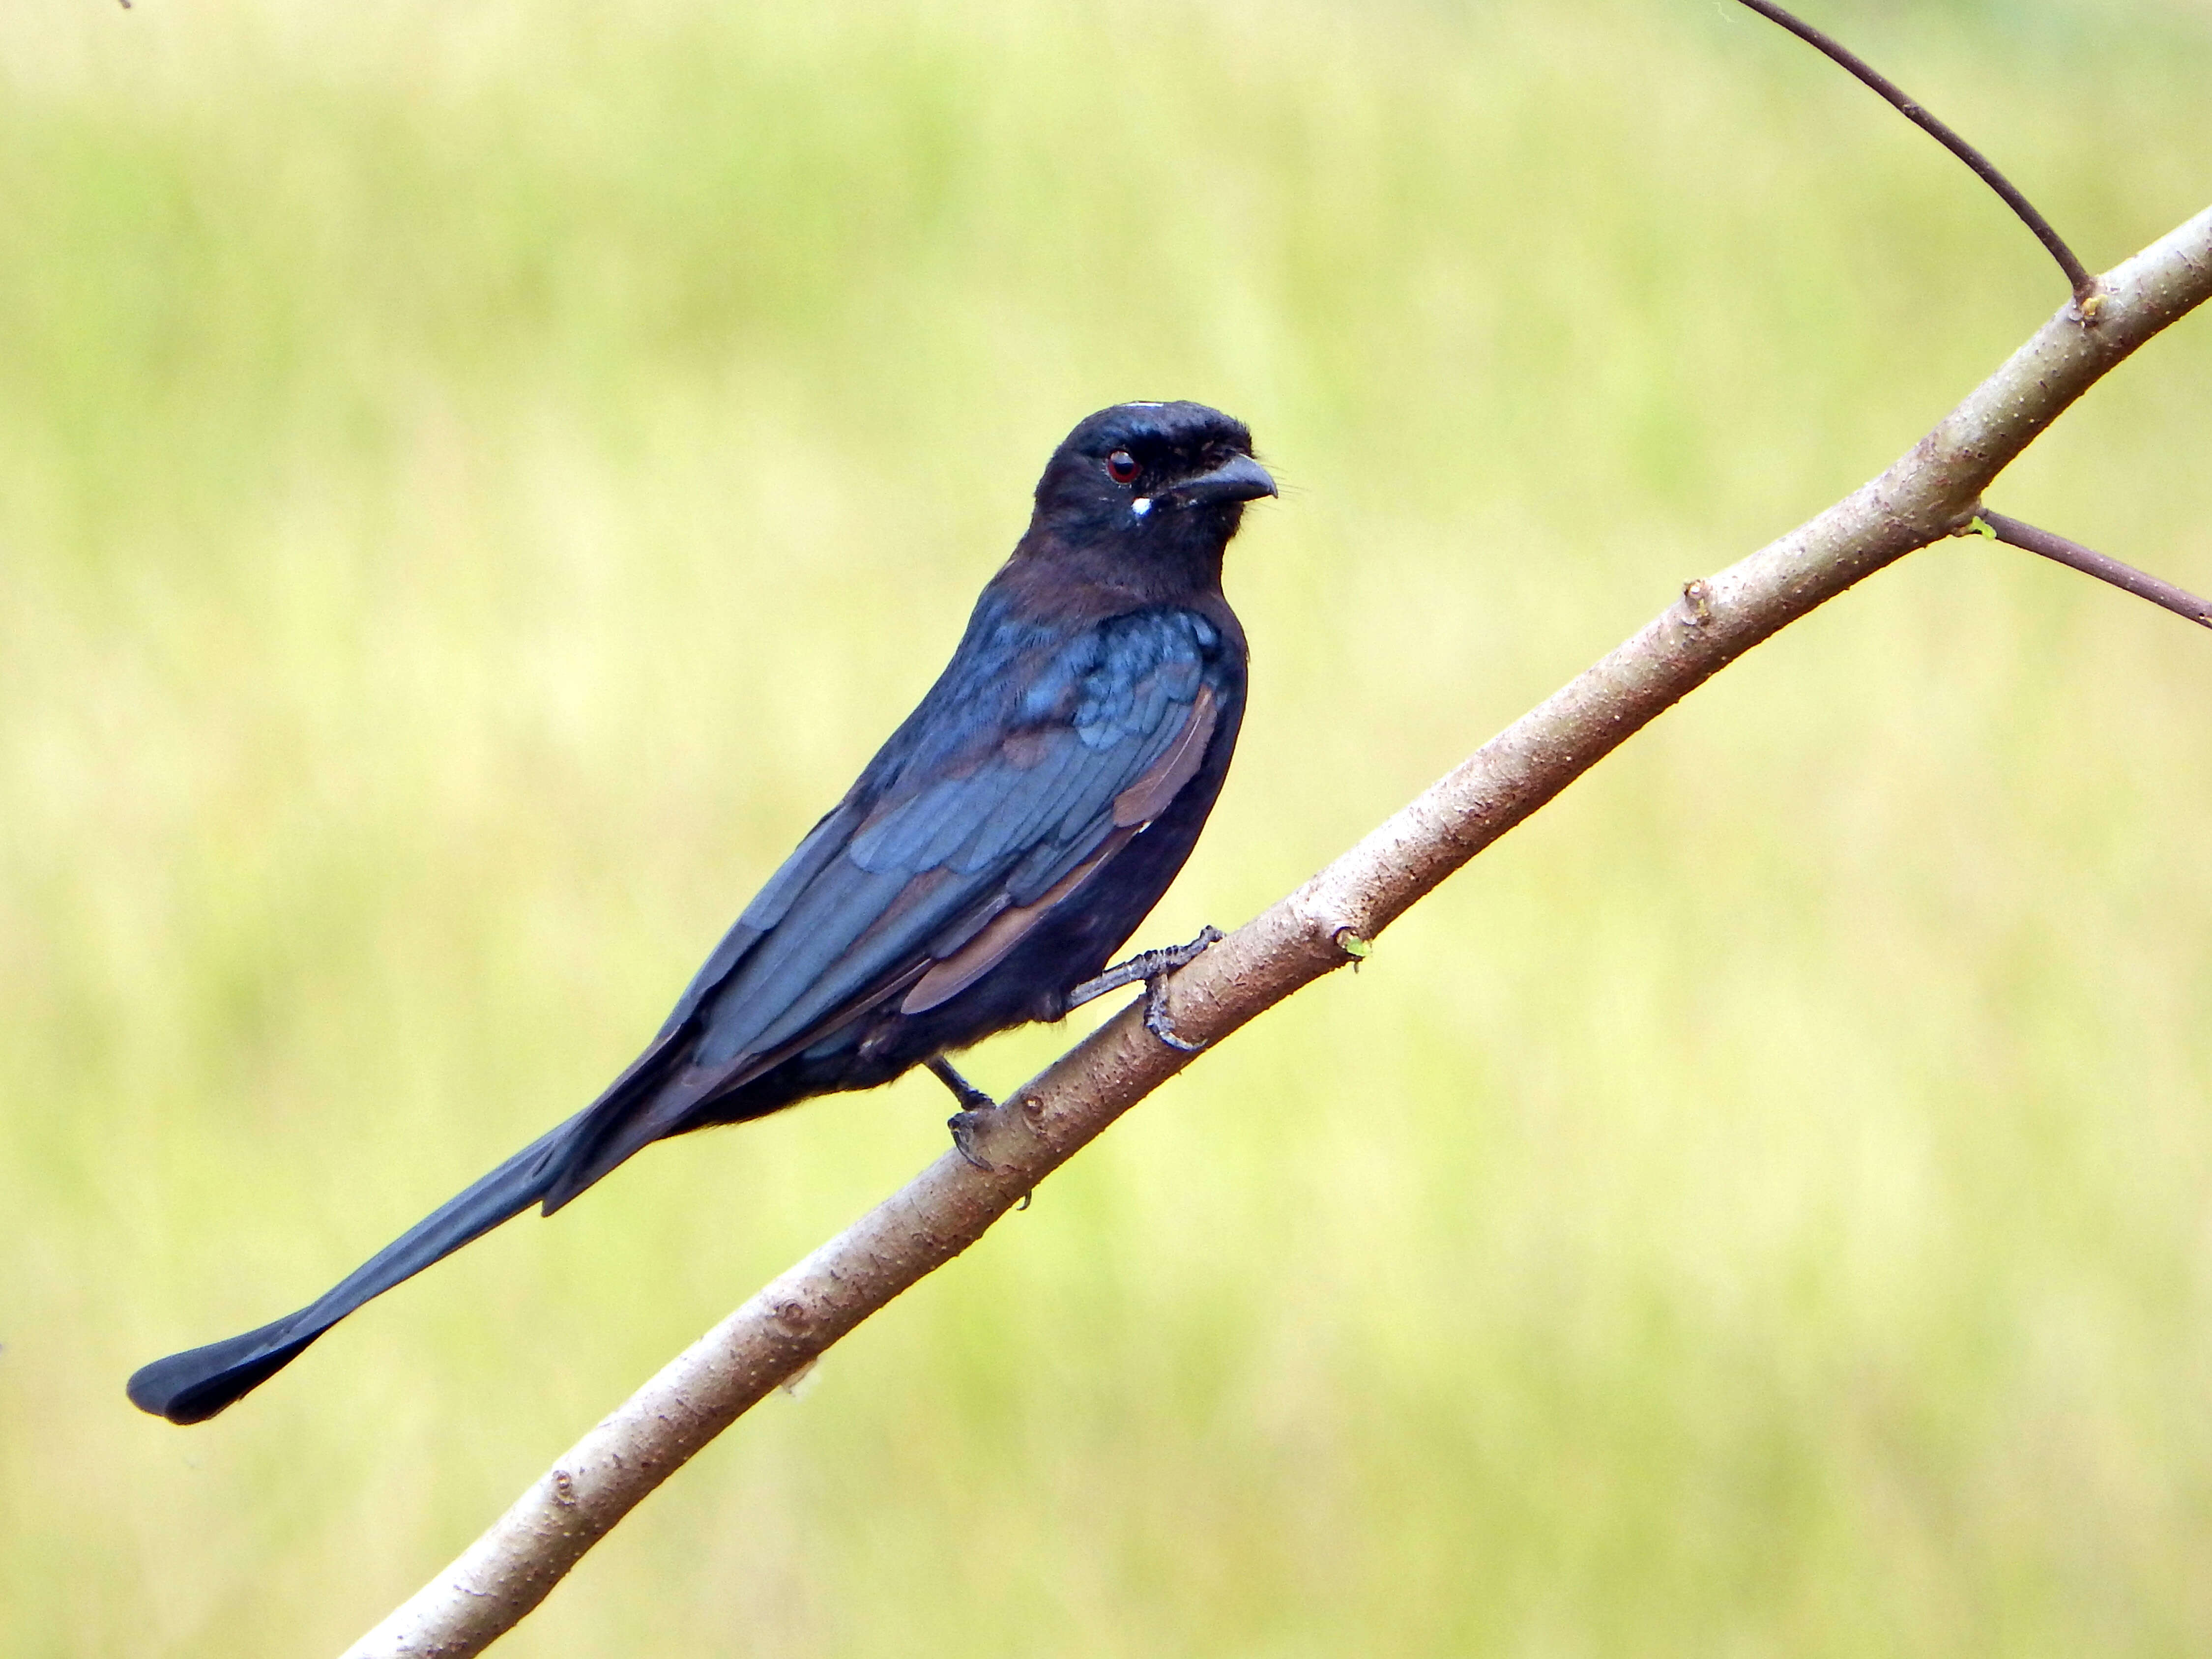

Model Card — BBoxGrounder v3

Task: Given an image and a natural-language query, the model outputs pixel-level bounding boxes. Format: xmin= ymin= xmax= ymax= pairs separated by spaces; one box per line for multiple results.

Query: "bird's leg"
xmin=1065 ymin=924 xmax=1224 ymax=1054
xmin=928 ymin=1056 xmax=1001 ymax=1171
xmin=927 ymin=1054 xmax=997 ymax=1114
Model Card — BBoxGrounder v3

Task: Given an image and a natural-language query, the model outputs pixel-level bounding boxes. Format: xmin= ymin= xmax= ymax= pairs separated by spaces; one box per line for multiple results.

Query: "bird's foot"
xmin=1065 ymin=925 xmax=1223 ymax=1053
xmin=1065 ymin=925 xmax=1224 ymax=1010
xmin=928 ymin=1056 xmax=1001 ymax=1171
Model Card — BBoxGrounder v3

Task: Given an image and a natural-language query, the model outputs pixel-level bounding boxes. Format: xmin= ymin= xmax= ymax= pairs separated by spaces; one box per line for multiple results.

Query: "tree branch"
xmin=1731 ymin=0 xmax=2099 ymax=303
xmin=1973 ymin=509 xmax=2212 ymax=628
xmin=342 ymin=203 xmax=2212 ymax=1659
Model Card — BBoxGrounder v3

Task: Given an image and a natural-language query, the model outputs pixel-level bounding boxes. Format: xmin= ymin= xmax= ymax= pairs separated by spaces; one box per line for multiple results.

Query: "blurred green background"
xmin=4 ymin=0 xmax=2211 ymax=1652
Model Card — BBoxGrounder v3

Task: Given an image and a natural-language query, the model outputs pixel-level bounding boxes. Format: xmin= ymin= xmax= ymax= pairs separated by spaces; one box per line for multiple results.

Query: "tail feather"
xmin=127 ymin=1111 xmax=584 ymax=1425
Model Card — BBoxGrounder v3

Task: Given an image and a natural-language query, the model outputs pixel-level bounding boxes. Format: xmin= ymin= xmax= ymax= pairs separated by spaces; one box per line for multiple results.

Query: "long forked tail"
xmin=127 ymin=1110 xmax=589 ymax=1425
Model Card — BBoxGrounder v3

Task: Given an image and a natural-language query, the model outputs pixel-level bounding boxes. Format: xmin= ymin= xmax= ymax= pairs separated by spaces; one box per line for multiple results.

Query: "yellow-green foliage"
xmin=4 ymin=1 xmax=2210 ymax=1653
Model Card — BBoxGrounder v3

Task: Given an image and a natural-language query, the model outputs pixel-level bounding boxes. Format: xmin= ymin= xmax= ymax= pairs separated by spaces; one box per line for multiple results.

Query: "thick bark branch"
xmin=342 ymin=203 xmax=2212 ymax=1659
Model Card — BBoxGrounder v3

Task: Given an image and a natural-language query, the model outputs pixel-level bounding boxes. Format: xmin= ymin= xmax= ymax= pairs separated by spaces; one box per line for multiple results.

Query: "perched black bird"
xmin=129 ymin=401 xmax=1274 ymax=1424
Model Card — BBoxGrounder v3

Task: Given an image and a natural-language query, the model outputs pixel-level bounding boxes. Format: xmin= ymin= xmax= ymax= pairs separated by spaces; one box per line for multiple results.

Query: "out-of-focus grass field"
xmin=4 ymin=0 xmax=2210 ymax=1652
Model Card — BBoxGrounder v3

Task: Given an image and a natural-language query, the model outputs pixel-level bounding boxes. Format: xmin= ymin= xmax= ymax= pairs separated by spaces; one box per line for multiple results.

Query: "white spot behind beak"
xmin=1131 ymin=497 xmax=1152 ymax=518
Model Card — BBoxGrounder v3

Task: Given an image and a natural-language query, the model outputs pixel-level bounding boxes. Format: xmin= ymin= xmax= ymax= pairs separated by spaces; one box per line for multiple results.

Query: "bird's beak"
xmin=1167 ymin=453 xmax=1278 ymax=507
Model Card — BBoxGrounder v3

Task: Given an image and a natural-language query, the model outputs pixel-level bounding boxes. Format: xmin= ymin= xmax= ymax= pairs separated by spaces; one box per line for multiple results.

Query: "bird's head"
xmin=1023 ymin=402 xmax=1276 ymax=584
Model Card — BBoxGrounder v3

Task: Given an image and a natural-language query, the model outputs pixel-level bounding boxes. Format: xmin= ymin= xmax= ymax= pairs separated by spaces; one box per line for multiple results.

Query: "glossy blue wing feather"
xmin=739 ymin=800 xmax=867 ymax=929
xmin=648 ymin=799 xmax=864 ymax=1039
xmin=742 ymin=872 xmax=985 ymax=1055
xmin=957 ymin=730 xmax=1092 ymax=865
xmin=850 ymin=758 xmax=1031 ymax=874
xmin=691 ymin=864 xmax=917 ymax=1066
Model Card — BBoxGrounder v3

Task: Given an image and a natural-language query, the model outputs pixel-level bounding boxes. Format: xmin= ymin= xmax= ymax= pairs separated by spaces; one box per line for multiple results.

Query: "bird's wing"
xmin=540 ymin=604 xmax=1228 ymax=1200
xmin=697 ymin=604 xmax=1225 ymax=1063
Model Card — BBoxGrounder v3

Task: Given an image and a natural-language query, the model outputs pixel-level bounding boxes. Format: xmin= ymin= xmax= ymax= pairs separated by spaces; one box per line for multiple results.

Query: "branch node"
xmin=1680 ymin=579 xmax=1715 ymax=626
xmin=550 ymin=1470 xmax=578 ymax=1510
xmin=778 ymin=1357 xmax=821 ymax=1398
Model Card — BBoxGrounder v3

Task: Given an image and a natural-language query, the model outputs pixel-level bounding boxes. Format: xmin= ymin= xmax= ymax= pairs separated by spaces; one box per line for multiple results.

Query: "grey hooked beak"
xmin=1166 ymin=452 xmax=1278 ymax=508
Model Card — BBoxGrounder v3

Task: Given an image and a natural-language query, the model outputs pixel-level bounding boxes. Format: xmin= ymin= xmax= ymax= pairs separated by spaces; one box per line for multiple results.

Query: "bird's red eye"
xmin=1106 ymin=450 xmax=1140 ymax=484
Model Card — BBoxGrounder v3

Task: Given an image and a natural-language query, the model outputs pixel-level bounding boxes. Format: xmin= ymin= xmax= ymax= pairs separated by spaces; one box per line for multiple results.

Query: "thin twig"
xmin=1973 ymin=509 xmax=2212 ymax=628
xmin=1732 ymin=0 xmax=2098 ymax=303
xmin=339 ymin=203 xmax=2212 ymax=1659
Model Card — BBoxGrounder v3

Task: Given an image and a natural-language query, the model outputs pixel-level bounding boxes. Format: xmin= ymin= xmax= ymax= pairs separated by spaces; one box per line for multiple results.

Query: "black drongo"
xmin=129 ymin=400 xmax=1274 ymax=1424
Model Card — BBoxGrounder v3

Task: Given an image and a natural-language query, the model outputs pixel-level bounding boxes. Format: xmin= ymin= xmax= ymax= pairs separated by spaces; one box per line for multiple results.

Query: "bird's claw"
xmin=1143 ymin=973 xmax=1207 ymax=1053
xmin=947 ymin=1111 xmax=999 ymax=1171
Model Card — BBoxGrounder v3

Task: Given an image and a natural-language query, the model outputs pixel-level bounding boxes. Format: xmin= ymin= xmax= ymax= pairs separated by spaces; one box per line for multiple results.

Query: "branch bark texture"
xmin=344 ymin=204 xmax=2212 ymax=1659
